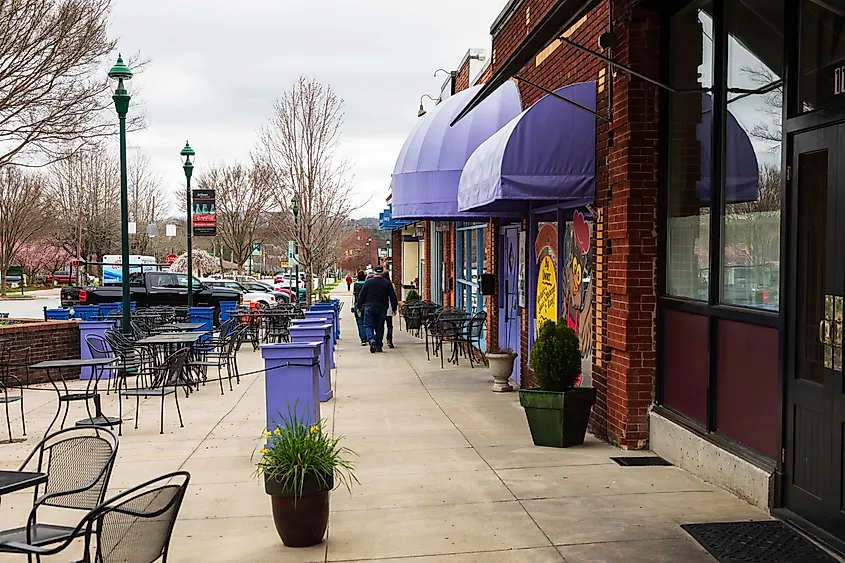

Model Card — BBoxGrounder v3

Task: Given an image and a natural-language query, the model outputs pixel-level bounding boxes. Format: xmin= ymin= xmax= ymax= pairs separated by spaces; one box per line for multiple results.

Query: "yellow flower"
xmin=265 ymin=431 xmax=272 ymax=438
xmin=310 ymin=425 xmax=319 ymax=434
xmin=259 ymin=448 xmax=269 ymax=454
xmin=273 ymin=428 xmax=281 ymax=436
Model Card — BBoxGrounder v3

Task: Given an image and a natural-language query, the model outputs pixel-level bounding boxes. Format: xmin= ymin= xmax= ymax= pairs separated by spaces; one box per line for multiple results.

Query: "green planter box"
xmin=519 ymin=387 xmax=597 ymax=448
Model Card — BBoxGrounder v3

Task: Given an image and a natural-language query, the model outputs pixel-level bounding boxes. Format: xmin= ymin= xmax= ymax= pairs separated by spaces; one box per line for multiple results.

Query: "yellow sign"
xmin=536 ymin=254 xmax=557 ymax=332
xmin=280 ymin=260 xmax=289 ymax=268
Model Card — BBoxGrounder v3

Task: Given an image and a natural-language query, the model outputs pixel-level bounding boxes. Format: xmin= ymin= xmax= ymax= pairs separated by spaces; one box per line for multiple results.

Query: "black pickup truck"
xmin=61 ymin=271 xmax=242 ymax=323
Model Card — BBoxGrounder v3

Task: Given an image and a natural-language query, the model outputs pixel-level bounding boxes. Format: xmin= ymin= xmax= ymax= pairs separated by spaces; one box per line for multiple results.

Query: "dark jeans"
xmin=363 ymin=307 xmax=387 ymax=350
xmin=385 ymin=314 xmax=393 ymax=341
xmin=355 ymin=309 xmax=367 ymax=343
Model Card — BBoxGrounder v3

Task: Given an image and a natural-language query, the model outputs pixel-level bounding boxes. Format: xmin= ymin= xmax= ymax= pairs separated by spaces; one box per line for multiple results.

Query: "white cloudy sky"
xmin=108 ymin=0 xmax=505 ymax=218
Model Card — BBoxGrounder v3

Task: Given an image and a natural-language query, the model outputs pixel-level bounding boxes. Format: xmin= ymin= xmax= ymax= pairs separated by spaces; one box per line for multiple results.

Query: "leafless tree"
xmin=0 ymin=0 xmax=146 ymax=168
xmin=196 ymin=162 xmax=273 ymax=274
xmin=45 ymin=145 xmax=120 ymax=266
xmin=258 ymin=76 xmax=361 ymax=302
xmin=127 ymin=150 xmax=166 ymax=255
xmin=0 ymin=167 xmax=48 ymax=295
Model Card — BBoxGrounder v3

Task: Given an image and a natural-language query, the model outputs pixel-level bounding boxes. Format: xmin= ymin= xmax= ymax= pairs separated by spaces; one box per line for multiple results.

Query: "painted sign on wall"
xmin=562 ymin=210 xmax=593 ymax=388
xmin=534 ymin=222 xmax=558 ymax=335
xmin=518 ymin=230 xmax=526 ymax=308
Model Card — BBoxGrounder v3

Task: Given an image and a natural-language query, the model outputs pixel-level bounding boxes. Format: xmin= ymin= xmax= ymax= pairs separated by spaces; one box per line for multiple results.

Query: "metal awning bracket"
xmin=513 ymin=75 xmax=612 ymax=122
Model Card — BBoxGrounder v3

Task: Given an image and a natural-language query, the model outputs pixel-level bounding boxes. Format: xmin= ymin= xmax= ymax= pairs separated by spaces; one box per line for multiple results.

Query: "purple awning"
xmin=391 ymin=82 xmax=522 ymax=220
xmin=698 ymin=95 xmax=759 ymax=204
xmin=458 ymin=82 xmax=597 ymax=213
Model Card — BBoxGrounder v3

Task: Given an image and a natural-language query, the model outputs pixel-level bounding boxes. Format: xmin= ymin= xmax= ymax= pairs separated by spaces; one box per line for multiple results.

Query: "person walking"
xmin=356 ymin=265 xmax=398 ymax=353
xmin=352 ymin=271 xmax=368 ymax=345
xmin=345 ymin=273 xmax=353 ymax=291
xmin=381 ymin=271 xmax=395 ymax=348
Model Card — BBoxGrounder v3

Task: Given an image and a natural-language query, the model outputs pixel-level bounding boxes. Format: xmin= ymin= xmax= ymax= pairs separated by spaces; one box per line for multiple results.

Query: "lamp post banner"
xmin=192 ymin=189 xmax=216 ymax=236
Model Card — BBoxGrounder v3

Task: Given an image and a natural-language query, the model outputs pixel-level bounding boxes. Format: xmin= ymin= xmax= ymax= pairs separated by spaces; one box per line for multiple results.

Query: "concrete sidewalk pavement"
xmin=0 ymin=291 xmax=767 ymax=562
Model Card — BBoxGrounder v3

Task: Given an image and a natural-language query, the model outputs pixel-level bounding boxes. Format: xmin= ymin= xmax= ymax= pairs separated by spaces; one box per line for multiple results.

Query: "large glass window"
xmin=722 ymin=0 xmax=783 ymax=310
xmin=456 ymin=222 xmax=486 ymax=316
xmin=666 ymin=1 xmax=713 ymax=301
xmin=800 ymin=0 xmax=845 ymax=112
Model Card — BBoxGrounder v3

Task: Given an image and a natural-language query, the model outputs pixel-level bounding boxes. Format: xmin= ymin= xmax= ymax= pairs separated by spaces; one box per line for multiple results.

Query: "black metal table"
xmin=158 ymin=323 xmax=206 ymax=332
xmin=136 ymin=332 xmax=207 ymax=388
xmin=29 ymin=358 xmax=120 ymax=434
xmin=0 ymin=470 xmax=46 ymax=496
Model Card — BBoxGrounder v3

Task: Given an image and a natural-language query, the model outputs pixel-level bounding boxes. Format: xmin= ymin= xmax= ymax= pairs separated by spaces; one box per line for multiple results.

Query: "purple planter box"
xmin=295 ymin=315 xmax=336 ymax=352
xmin=305 ymin=308 xmax=339 ymax=340
xmin=79 ymin=321 xmax=117 ymax=380
xmin=261 ymin=342 xmax=322 ymax=430
xmin=289 ymin=324 xmax=333 ymax=402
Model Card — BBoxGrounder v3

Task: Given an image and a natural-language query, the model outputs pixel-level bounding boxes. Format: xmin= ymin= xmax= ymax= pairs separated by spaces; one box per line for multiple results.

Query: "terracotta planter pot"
xmin=265 ymin=474 xmax=333 ymax=547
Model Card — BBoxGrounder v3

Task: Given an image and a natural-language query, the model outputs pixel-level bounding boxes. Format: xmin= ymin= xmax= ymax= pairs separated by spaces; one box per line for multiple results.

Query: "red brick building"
xmin=383 ymin=0 xmax=845 ymax=548
xmin=338 ymin=228 xmax=380 ymax=274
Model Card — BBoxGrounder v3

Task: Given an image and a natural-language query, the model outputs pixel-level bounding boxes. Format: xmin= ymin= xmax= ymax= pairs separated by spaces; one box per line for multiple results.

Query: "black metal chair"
xmin=189 ymin=323 xmax=243 ymax=394
xmin=104 ymin=329 xmax=148 ymax=394
xmin=0 ymin=471 xmax=190 ymax=563
xmin=121 ymin=348 xmax=188 ymax=435
xmin=0 ymin=345 xmax=26 ymax=443
xmin=434 ymin=308 xmax=470 ymax=369
xmin=0 ymin=426 xmax=118 ymax=560
xmin=455 ymin=310 xmax=488 ymax=368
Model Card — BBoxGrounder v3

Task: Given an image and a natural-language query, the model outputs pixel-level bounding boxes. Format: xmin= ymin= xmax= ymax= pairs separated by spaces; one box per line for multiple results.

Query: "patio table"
xmin=158 ymin=323 xmax=206 ymax=332
xmin=0 ymin=470 xmax=46 ymax=496
xmin=29 ymin=358 xmax=120 ymax=434
xmin=136 ymin=332 xmax=207 ymax=389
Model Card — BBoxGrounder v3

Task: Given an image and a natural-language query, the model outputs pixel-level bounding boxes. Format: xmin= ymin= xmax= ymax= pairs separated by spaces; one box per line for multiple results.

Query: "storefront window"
xmin=456 ymin=222 xmax=486 ymax=316
xmin=666 ymin=1 xmax=713 ymax=301
xmin=722 ymin=0 xmax=783 ymax=310
xmin=800 ymin=0 xmax=845 ymax=113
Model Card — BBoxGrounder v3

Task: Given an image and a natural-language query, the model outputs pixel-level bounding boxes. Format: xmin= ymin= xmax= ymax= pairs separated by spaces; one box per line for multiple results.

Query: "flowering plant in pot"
xmin=486 ymin=345 xmax=517 ymax=392
xmin=520 ymin=318 xmax=596 ymax=448
xmin=255 ymin=413 xmax=358 ymax=547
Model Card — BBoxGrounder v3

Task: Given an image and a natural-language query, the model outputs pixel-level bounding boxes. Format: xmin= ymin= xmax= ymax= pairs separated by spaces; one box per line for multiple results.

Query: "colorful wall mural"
xmin=562 ymin=211 xmax=593 ymax=387
xmin=534 ymin=222 xmax=559 ymax=335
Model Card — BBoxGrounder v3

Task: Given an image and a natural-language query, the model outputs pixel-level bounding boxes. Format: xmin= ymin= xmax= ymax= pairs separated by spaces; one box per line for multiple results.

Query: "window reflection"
xmin=666 ymin=1 xmax=713 ymax=301
xmin=722 ymin=0 xmax=783 ymax=310
xmin=800 ymin=0 xmax=845 ymax=112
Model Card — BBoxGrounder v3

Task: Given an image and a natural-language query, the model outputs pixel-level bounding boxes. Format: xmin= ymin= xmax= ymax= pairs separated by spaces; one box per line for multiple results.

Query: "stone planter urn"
xmin=487 ymin=350 xmax=517 ymax=392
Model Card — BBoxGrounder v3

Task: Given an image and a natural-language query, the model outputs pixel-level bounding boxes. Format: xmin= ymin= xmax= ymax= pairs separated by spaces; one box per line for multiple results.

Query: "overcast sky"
xmin=108 ymin=0 xmax=505 ymax=219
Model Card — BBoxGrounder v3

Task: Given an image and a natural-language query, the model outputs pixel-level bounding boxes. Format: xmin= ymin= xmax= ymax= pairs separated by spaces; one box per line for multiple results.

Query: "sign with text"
xmin=534 ymin=222 xmax=559 ymax=336
xmin=192 ymin=190 xmax=216 ymax=236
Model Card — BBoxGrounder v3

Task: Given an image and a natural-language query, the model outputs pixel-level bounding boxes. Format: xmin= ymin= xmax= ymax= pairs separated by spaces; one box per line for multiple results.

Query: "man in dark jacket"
xmin=352 ymin=271 xmax=367 ymax=345
xmin=356 ymin=265 xmax=398 ymax=353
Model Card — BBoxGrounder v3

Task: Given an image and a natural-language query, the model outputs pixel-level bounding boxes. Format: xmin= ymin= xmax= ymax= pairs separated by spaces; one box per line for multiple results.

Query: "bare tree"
xmin=0 ymin=167 xmax=47 ymax=295
xmin=258 ymin=76 xmax=361 ymax=302
xmin=45 ymin=146 xmax=120 ymax=266
xmin=127 ymin=150 xmax=166 ymax=255
xmin=196 ymin=162 xmax=273 ymax=274
xmin=0 ymin=0 xmax=145 ymax=168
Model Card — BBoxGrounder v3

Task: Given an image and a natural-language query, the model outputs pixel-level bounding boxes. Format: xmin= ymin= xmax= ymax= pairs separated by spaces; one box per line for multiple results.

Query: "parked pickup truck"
xmin=61 ymin=271 xmax=242 ymax=324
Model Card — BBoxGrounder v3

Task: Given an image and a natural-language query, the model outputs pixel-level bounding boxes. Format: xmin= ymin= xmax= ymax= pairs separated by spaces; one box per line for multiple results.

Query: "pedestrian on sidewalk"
xmin=381 ymin=271 xmax=395 ymax=348
xmin=352 ymin=271 xmax=368 ymax=345
xmin=356 ymin=265 xmax=398 ymax=353
xmin=345 ymin=273 xmax=353 ymax=291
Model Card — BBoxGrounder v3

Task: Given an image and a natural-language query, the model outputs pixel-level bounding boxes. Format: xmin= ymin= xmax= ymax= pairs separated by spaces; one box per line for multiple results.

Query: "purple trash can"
xmin=261 ymin=342 xmax=322 ymax=430
xmin=79 ymin=321 xmax=117 ymax=380
xmin=289 ymin=324 xmax=333 ymax=402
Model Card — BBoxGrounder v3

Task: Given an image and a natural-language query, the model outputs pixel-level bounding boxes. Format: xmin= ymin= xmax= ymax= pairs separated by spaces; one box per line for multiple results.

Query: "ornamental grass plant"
xmin=255 ymin=411 xmax=358 ymax=498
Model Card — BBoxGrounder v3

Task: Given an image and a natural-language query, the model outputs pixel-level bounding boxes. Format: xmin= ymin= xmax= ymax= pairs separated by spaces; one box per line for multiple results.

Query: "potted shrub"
xmin=519 ymin=318 xmax=596 ymax=448
xmin=255 ymin=413 xmax=358 ymax=547
xmin=402 ymin=289 xmax=422 ymax=330
xmin=486 ymin=346 xmax=517 ymax=392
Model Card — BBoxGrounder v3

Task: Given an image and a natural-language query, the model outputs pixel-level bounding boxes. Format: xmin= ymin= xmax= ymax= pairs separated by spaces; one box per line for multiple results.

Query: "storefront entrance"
xmin=500 ymin=226 xmax=520 ymax=385
xmin=785 ymin=125 xmax=845 ymax=540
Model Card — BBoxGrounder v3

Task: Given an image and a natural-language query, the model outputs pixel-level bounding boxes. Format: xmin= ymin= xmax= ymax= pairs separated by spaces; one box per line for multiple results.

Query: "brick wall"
xmin=444 ymin=223 xmax=457 ymax=307
xmin=456 ymin=59 xmax=471 ymax=92
xmin=0 ymin=321 xmax=81 ymax=384
xmin=491 ymin=0 xmax=659 ymax=448
xmin=486 ymin=218 xmax=500 ymax=351
xmin=391 ymin=229 xmax=403 ymax=299
xmin=423 ymin=222 xmax=432 ymax=301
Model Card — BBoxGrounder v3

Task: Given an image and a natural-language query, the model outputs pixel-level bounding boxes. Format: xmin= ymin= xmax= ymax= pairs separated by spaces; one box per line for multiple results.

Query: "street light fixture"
xmin=108 ymin=54 xmax=133 ymax=335
xmin=291 ymin=195 xmax=299 ymax=305
xmin=180 ymin=141 xmax=195 ymax=307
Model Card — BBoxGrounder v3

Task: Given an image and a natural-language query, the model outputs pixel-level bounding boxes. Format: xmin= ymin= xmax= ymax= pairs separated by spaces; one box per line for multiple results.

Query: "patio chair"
xmin=0 ymin=345 xmax=26 ymax=443
xmin=454 ymin=310 xmax=488 ymax=368
xmin=434 ymin=308 xmax=470 ymax=369
xmin=264 ymin=312 xmax=290 ymax=343
xmin=104 ymin=329 xmax=148 ymax=394
xmin=120 ymin=348 xmax=188 ymax=435
xmin=0 ymin=426 xmax=118 ymax=560
xmin=189 ymin=324 xmax=243 ymax=394
xmin=0 ymin=471 xmax=190 ymax=563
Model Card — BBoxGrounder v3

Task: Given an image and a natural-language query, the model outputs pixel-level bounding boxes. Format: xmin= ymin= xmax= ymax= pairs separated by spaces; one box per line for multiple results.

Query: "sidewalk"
xmin=318 ymin=292 xmax=766 ymax=562
xmin=0 ymin=292 xmax=767 ymax=562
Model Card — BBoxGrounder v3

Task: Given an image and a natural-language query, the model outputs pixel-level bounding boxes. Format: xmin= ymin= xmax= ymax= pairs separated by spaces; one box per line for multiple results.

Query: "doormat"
xmin=611 ymin=456 xmax=672 ymax=466
xmin=681 ymin=521 xmax=838 ymax=563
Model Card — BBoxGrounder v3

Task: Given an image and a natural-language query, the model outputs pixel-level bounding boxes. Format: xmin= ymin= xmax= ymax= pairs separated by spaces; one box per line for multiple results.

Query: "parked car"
xmin=242 ymin=281 xmax=291 ymax=303
xmin=60 ymin=272 xmax=242 ymax=324
xmin=201 ymin=279 xmax=277 ymax=309
xmin=47 ymin=271 xmax=77 ymax=285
